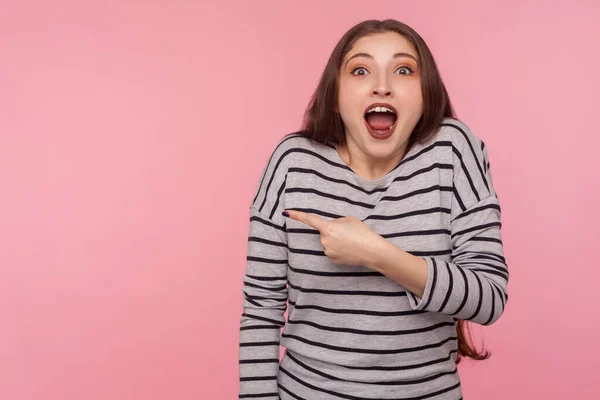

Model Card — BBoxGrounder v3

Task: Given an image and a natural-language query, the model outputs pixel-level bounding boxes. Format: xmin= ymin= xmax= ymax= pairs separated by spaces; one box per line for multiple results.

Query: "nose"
xmin=372 ymin=74 xmax=393 ymax=97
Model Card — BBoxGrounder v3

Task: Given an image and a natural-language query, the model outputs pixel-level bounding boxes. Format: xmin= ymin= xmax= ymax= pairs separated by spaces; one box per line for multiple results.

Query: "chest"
xmin=284 ymin=164 xmax=454 ymax=256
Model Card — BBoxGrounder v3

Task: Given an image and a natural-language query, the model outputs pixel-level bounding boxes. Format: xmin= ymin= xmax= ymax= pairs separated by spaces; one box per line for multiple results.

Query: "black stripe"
xmin=250 ymin=214 xmax=285 ymax=232
xmin=239 ymin=358 xmax=279 ymax=364
xmin=396 ymin=140 xmax=453 ymax=169
xmin=439 ymin=261 xmax=453 ymax=312
xmin=242 ymin=313 xmax=285 ymax=327
xmin=286 ymin=351 xmax=457 ymax=386
xmin=288 ymin=264 xmax=381 ymax=277
xmin=244 ymin=295 xmax=262 ymax=307
xmin=453 ymin=187 xmax=466 ymax=212
xmin=269 ymin=172 xmax=288 ymax=219
xmin=248 ymin=236 xmax=287 ymax=248
xmin=409 ymin=249 xmax=452 ymax=257
xmin=244 ymin=281 xmax=287 ymax=292
xmin=422 ymin=259 xmax=438 ymax=310
xmin=289 ymin=147 xmax=351 ymax=170
xmin=287 ymin=227 xmax=319 ymax=235
xmin=286 ymin=318 xmax=455 ymax=336
xmin=246 ymin=274 xmax=287 ymax=282
xmin=239 ymin=392 xmax=280 ymax=399
xmin=245 ymin=294 xmax=287 ymax=302
xmin=277 ymin=383 xmax=305 ymax=400
xmin=470 ymin=268 xmax=508 ymax=280
xmin=380 ymin=184 xmax=453 ymax=202
xmin=240 ymin=376 xmax=278 ymax=382
xmin=444 ymin=122 xmax=490 ymax=193
xmin=365 ymin=207 xmax=451 ymax=221
xmin=452 ymin=141 xmax=481 ymax=202
xmin=452 ymin=266 xmax=469 ymax=316
xmin=288 ymin=300 xmax=425 ymax=317
xmin=240 ymin=341 xmax=280 ymax=347
xmin=390 ymin=163 xmax=453 ymax=185
xmin=287 ymin=281 xmax=406 ymax=297
xmin=453 ymin=203 xmax=500 ymax=220
xmin=286 ymin=187 xmax=375 ymax=209
xmin=452 ymin=222 xmax=502 ymax=238
xmin=243 ymin=295 xmax=286 ymax=310
xmin=279 ymin=365 xmax=461 ymax=400
xmin=382 ymin=228 xmax=450 ymax=239
xmin=240 ymin=325 xmax=281 ymax=332
xmin=490 ymin=280 xmax=507 ymax=309
xmin=470 ymin=236 xmax=503 ymax=245
xmin=465 ymin=272 xmax=484 ymax=321
xmin=247 ymin=256 xmax=288 ymax=265
xmin=288 ymin=227 xmax=451 ymax=239
xmin=483 ymin=282 xmax=497 ymax=326
xmin=281 ymin=333 xmax=457 ymax=354
xmin=288 ymin=247 xmax=327 ymax=257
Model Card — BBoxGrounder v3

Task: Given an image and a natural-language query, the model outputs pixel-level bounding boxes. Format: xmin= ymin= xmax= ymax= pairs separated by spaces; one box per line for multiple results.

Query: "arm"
xmin=367 ymin=242 xmax=428 ymax=298
xmin=369 ymin=195 xmax=508 ymax=325
xmin=239 ymin=207 xmax=288 ymax=399
xmin=370 ymin=122 xmax=508 ymax=325
xmin=239 ymin=137 xmax=292 ymax=399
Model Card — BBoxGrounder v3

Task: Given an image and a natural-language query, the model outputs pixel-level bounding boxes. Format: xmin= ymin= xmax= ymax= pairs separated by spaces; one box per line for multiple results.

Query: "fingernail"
xmin=282 ymin=211 xmax=290 ymax=217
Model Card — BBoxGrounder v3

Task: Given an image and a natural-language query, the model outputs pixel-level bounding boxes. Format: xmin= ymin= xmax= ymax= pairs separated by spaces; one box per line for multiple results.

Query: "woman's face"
xmin=338 ymin=31 xmax=423 ymax=161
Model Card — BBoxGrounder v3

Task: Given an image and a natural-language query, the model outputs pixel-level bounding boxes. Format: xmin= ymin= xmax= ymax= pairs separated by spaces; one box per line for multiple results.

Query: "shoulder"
xmin=250 ymin=132 xmax=320 ymax=214
xmin=435 ymin=118 xmax=498 ymax=209
xmin=435 ymin=118 xmax=486 ymax=155
xmin=433 ymin=118 xmax=490 ymax=169
xmin=265 ymin=131 xmax=334 ymax=171
xmin=267 ymin=131 xmax=320 ymax=161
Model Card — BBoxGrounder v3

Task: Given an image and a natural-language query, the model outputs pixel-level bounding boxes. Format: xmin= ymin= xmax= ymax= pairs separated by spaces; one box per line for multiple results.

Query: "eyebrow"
xmin=344 ymin=52 xmax=419 ymax=68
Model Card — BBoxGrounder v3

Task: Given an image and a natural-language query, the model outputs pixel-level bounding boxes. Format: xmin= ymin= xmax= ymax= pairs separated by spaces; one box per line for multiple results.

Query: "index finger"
xmin=283 ymin=210 xmax=328 ymax=231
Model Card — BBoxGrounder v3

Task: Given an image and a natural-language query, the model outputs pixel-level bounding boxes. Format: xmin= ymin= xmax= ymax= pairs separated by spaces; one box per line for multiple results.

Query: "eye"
xmin=351 ymin=67 xmax=369 ymax=76
xmin=395 ymin=66 xmax=414 ymax=75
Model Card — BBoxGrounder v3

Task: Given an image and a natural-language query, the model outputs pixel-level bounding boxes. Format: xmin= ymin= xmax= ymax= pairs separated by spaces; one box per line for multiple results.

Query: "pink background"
xmin=1 ymin=1 xmax=599 ymax=399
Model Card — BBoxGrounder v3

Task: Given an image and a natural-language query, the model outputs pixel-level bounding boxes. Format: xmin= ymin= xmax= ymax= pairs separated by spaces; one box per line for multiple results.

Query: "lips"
xmin=364 ymin=102 xmax=398 ymax=116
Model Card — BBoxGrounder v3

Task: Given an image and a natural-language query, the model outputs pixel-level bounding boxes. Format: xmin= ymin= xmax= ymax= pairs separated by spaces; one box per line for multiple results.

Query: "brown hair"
xmin=294 ymin=19 xmax=490 ymax=363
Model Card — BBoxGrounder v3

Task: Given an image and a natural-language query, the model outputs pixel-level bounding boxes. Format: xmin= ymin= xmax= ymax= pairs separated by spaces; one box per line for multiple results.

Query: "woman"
xmin=239 ymin=19 xmax=508 ymax=399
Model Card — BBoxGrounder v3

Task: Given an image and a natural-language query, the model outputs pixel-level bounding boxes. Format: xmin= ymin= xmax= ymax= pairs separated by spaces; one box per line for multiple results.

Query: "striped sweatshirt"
xmin=239 ymin=118 xmax=509 ymax=400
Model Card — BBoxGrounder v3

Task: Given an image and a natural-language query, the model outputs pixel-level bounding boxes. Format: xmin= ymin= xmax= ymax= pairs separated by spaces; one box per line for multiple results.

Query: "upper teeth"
xmin=366 ymin=106 xmax=394 ymax=114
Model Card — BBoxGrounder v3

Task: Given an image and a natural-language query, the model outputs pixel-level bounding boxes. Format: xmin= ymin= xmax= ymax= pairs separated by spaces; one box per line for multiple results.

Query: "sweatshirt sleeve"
xmin=407 ymin=121 xmax=509 ymax=325
xmin=239 ymin=138 xmax=291 ymax=399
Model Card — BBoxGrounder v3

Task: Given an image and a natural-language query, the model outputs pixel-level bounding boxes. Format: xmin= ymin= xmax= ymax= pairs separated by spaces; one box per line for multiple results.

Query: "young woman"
xmin=239 ymin=19 xmax=508 ymax=400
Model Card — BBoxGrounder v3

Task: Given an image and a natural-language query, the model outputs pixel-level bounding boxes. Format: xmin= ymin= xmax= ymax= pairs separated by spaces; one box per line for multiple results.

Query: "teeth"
xmin=366 ymin=106 xmax=395 ymax=114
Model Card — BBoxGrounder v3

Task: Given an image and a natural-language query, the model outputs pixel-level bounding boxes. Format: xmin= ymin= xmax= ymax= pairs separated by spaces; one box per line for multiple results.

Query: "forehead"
xmin=347 ymin=32 xmax=417 ymax=59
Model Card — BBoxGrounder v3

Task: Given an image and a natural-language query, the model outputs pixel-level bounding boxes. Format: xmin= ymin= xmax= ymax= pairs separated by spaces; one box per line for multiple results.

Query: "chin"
xmin=364 ymin=128 xmax=409 ymax=157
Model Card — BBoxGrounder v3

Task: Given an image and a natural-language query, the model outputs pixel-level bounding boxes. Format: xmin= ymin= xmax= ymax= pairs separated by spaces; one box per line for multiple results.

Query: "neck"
xmin=337 ymin=139 xmax=407 ymax=181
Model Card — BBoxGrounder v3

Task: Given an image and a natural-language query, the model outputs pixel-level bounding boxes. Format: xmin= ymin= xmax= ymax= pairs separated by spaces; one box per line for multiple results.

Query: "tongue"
xmin=366 ymin=112 xmax=395 ymax=130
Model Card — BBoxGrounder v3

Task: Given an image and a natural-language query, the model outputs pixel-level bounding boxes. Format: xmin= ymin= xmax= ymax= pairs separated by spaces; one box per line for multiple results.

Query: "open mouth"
xmin=364 ymin=104 xmax=398 ymax=140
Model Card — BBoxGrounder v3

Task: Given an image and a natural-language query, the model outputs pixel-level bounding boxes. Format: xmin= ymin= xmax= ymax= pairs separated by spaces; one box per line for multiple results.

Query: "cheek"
xmin=338 ymin=90 xmax=363 ymax=122
xmin=397 ymin=82 xmax=423 ymax=111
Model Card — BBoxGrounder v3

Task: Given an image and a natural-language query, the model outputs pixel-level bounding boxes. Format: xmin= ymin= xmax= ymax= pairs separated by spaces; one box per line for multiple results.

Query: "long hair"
xmin=294 ymin=19 xmax=489 ymax=364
